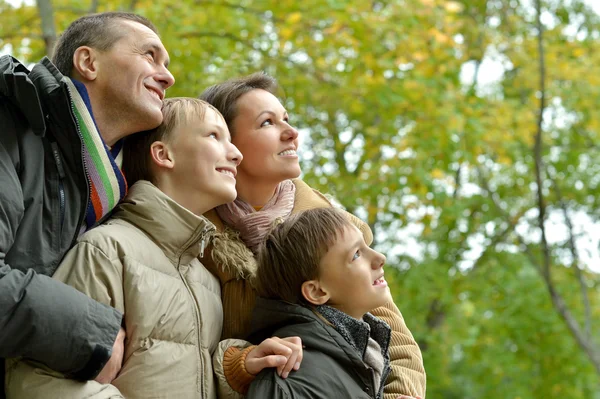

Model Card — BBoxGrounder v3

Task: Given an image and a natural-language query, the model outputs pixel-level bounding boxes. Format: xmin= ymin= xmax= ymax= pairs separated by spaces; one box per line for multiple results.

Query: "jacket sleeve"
xmin=213 ymin=338 xmax=255 ymax=399
xmin=4 ymin=240 xmax=126 ymax=397
xmin=245 ymin=372 xmax=290 ymax=399
xmin=0 ymin=135 xmax=122 ymax=379
xmin=371 ymin=301 xmax=426 ymax=399
xmin=5 ymin=358 xmax=125 ymax=399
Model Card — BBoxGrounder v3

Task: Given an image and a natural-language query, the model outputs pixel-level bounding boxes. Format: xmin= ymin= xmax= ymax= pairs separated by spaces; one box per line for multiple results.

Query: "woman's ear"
xmin=150 ymin=141 xmax=175 ymax=170
xmin=72 ymin=46 xmax=98 ymax=81
xmin=301 ymin=280 xmax=330 ymax=306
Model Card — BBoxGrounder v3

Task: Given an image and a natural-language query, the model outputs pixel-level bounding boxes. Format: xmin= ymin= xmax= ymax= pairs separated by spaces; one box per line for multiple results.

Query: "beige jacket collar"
xmin=114 ymin=180 xmax=215 ymax=265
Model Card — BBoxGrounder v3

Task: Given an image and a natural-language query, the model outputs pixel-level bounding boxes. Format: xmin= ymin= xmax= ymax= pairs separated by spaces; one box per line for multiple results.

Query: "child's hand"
xmin=95 ymin=327 xmax=126 ymax=384
xmin=245 ymin=336 xmax=303 ymax=378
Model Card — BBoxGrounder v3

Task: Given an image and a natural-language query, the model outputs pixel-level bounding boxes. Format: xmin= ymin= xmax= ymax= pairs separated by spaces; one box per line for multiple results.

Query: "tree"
xmin=2 ymin=0 xmax=599 ymax=396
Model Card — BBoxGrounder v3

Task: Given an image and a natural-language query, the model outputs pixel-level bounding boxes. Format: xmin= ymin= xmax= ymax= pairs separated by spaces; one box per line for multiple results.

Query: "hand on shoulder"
xmin=245 ymin=336 xmax=303 ymax=379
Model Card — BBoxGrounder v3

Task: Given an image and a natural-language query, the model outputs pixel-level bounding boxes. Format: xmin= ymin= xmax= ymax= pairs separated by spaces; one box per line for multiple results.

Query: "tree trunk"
xmin=36 ymin=0 xmax=56 ymax=58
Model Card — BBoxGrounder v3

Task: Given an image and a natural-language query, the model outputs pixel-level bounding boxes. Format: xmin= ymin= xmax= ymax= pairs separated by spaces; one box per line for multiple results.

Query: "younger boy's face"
xmin=317 ymin=225 xmax=392 ymax=319
xmin=168 ymin=108 xmax=242 ymax=209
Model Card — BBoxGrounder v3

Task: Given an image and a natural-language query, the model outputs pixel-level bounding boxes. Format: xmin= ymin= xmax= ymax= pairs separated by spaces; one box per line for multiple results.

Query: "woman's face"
xmin=231 ymin=89 xmax=301 ymax=186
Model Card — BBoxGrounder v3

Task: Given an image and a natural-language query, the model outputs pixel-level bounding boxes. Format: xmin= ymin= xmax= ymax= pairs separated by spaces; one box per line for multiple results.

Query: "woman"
xmin=199 ymin=74 xmax=426 ymax=398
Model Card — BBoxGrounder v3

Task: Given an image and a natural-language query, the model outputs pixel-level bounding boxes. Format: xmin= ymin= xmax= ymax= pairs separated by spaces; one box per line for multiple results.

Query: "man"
xmin=0 ymin=12 xmax=174 ymax=397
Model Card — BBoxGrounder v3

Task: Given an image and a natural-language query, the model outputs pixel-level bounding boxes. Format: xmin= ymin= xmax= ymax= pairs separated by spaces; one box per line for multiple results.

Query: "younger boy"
xmin=247 ymin=208 xmax=423 ymax=399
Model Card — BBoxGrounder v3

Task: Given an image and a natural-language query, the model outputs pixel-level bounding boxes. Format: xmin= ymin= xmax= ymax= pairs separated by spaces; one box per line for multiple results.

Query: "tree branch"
xmin=179 ymin=30 xmax=340 ymax=87
xmin=548 ymin=168 xmax=592 ymax=339
xmin=452 ymin=163 xmax=462 ymax=199
xmin=35 ymin=0 xmax=56 ymax=57
xmin=478 ymin=162 xmax=600 ymax=374
xmin=198 ymin=0 xmax=284 ymax=22
xmin=89 ymin=0 xmax=99 ymax=13
xmin=326 ymin=117 xmax=348 ymax=176
xmin=127 ymin=0 xmax=138 ymax=11
xmin=533 ymin=0 xmax=550 ymax=281
xmin=529 ymin=0 xmax=600 ymax=375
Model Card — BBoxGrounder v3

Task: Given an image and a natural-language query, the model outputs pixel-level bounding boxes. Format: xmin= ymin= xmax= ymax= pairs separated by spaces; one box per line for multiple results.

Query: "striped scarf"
xmin=65 ymin=78 xmax=127 ymax=233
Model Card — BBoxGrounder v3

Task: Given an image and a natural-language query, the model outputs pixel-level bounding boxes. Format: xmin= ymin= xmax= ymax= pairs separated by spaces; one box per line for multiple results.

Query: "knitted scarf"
xmin=65 ymin=78 xmax=127 ymax=233
xmin=215 ymin=179 xmax=296 ymax=253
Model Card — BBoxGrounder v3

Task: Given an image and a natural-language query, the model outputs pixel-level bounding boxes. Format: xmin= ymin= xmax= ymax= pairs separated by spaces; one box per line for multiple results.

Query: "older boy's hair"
xmin=122 ymin=97 xmax=221 ymax=185
xmin=255 ymin=208 xmax=353 ymax=305
xmin=52 ymin=12 xmax=157 ymax=77
xmin=199 ymin=72 xmax=278 ymax=136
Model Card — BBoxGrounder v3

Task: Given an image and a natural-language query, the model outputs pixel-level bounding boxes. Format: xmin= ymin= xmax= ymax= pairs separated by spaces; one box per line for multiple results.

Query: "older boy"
xmin=247 ymin=208 xmax=424 ymax=399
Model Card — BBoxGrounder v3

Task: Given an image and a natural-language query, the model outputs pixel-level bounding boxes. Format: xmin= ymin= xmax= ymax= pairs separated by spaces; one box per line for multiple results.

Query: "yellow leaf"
xmin=286 ymin=12 xmax=302 ymax=24
xmin=497 ymin=155 xmax=512 ymax=165
xmin=444 ymin=1 xmax=464 ymax=13
xmin=280 ymin=27 xmax=293 ymax=41
xmin=431 ymin=168 xmax=445 ymax=179
xmin=572 ymin=47 xmax=585 ymax=58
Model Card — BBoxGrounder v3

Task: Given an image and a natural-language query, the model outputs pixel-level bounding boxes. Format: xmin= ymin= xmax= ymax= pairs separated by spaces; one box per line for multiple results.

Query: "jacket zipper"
xmin=177 ymin=225 xmax=214 ymax=397
xmin=65 ymin=85 xmax=91 ymax=241
xmin=50 ymin=142 xmax=66 ymax=235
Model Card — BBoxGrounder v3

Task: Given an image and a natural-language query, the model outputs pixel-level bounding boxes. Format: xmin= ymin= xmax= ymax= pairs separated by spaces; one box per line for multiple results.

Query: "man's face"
xmin=91 ymin=20 xmax=175 ymax=135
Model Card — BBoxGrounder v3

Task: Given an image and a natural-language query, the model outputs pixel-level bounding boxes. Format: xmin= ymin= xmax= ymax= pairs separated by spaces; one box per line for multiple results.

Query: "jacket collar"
xmin=0 ymin=55 xmax=47 ymax=136
xmin=316 ymin=305 xmax=391 ymax=363
xmin=114 ymin=180 xmax=216 ymax=265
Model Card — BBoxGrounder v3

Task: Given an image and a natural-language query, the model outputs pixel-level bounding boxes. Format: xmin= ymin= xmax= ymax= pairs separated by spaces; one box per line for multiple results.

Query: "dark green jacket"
xmin=246 ymin=298 xmax=391 ymax=399
xmin=0 ymin=56 xmax=122 ymax=394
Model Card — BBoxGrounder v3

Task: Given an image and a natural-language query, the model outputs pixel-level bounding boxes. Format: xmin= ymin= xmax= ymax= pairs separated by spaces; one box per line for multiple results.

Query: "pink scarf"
xmin=216 ymin=180 xmax=296 ymax=253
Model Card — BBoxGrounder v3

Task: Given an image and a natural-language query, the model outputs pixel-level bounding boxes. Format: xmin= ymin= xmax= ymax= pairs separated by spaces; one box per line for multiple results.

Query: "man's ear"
xmin=150 ymin=141 xmax=174 ymax=170
xmin=72 ymin=46 xmax=98 ymax=81
xmin=301 ymin=280 xmax=330 ymax=306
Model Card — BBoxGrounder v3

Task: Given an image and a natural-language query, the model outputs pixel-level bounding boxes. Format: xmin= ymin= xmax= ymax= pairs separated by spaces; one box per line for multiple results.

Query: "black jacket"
xmin=246 ymin=298 xmax=391 ymax=399
xmin=0 ymin=56 xmax=122 ymax=392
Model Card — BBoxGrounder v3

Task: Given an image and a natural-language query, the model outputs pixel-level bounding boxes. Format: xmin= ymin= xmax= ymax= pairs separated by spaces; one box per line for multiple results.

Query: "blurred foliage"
xmin=2 ymin=0 xmax=600 ymax=397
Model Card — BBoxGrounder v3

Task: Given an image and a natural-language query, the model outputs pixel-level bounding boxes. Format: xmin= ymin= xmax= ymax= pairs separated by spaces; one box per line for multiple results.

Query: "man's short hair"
xmin=122 ymin=97 xmax=221 ymax=186
xmin=255 ymin=208 xmax=353 ymax=305
xmin=199 ymin=72 xmax=278 ymax=136
xmin=52 ymin=12 xmax=157 ymax=77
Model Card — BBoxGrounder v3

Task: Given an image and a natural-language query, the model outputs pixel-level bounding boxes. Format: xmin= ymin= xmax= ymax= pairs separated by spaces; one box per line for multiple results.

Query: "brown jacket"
xmin=203 ymin=179 xmax=426 ymax=398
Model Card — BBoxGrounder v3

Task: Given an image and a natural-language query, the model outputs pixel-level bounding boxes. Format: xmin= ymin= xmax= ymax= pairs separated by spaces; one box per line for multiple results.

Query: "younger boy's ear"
xmin=301 ymin=280 xmax=329 ymax=306
xmin=150 ymin=141 xmax=175 ymax=169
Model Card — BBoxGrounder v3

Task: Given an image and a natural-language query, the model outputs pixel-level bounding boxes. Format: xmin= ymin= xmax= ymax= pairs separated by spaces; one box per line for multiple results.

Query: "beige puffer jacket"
xmin=5 ymin=181 xmax=238 ymax=399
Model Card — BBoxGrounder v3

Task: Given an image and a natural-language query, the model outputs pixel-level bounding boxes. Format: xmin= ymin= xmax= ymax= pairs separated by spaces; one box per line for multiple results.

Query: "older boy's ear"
xmin=150 ymin=141 xmax=175 ymax=169
xmin=72 ymin=46 xmax=98 ymax=81
xmin=301 ymin=280 xmax=329 ymax=306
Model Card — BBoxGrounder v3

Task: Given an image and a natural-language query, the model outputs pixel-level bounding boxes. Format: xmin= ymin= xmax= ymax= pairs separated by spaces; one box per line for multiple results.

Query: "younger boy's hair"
xmin=255 ymin=208 xmax=353 ymax=305
xmin=123 ymin=97 xmax=222 ymax=185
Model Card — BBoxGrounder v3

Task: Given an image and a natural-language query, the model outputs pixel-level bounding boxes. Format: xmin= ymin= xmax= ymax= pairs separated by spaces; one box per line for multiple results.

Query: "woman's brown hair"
xmin=199 ymin=72 xmax=278 ymax=136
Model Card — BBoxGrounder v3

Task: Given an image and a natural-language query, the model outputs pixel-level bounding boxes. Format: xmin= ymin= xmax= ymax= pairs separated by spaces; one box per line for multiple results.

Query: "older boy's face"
xmin=168 ymin=108 xmax=242 ymax=209
xmin=317 ymin=225 xmax=392 ymax=319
